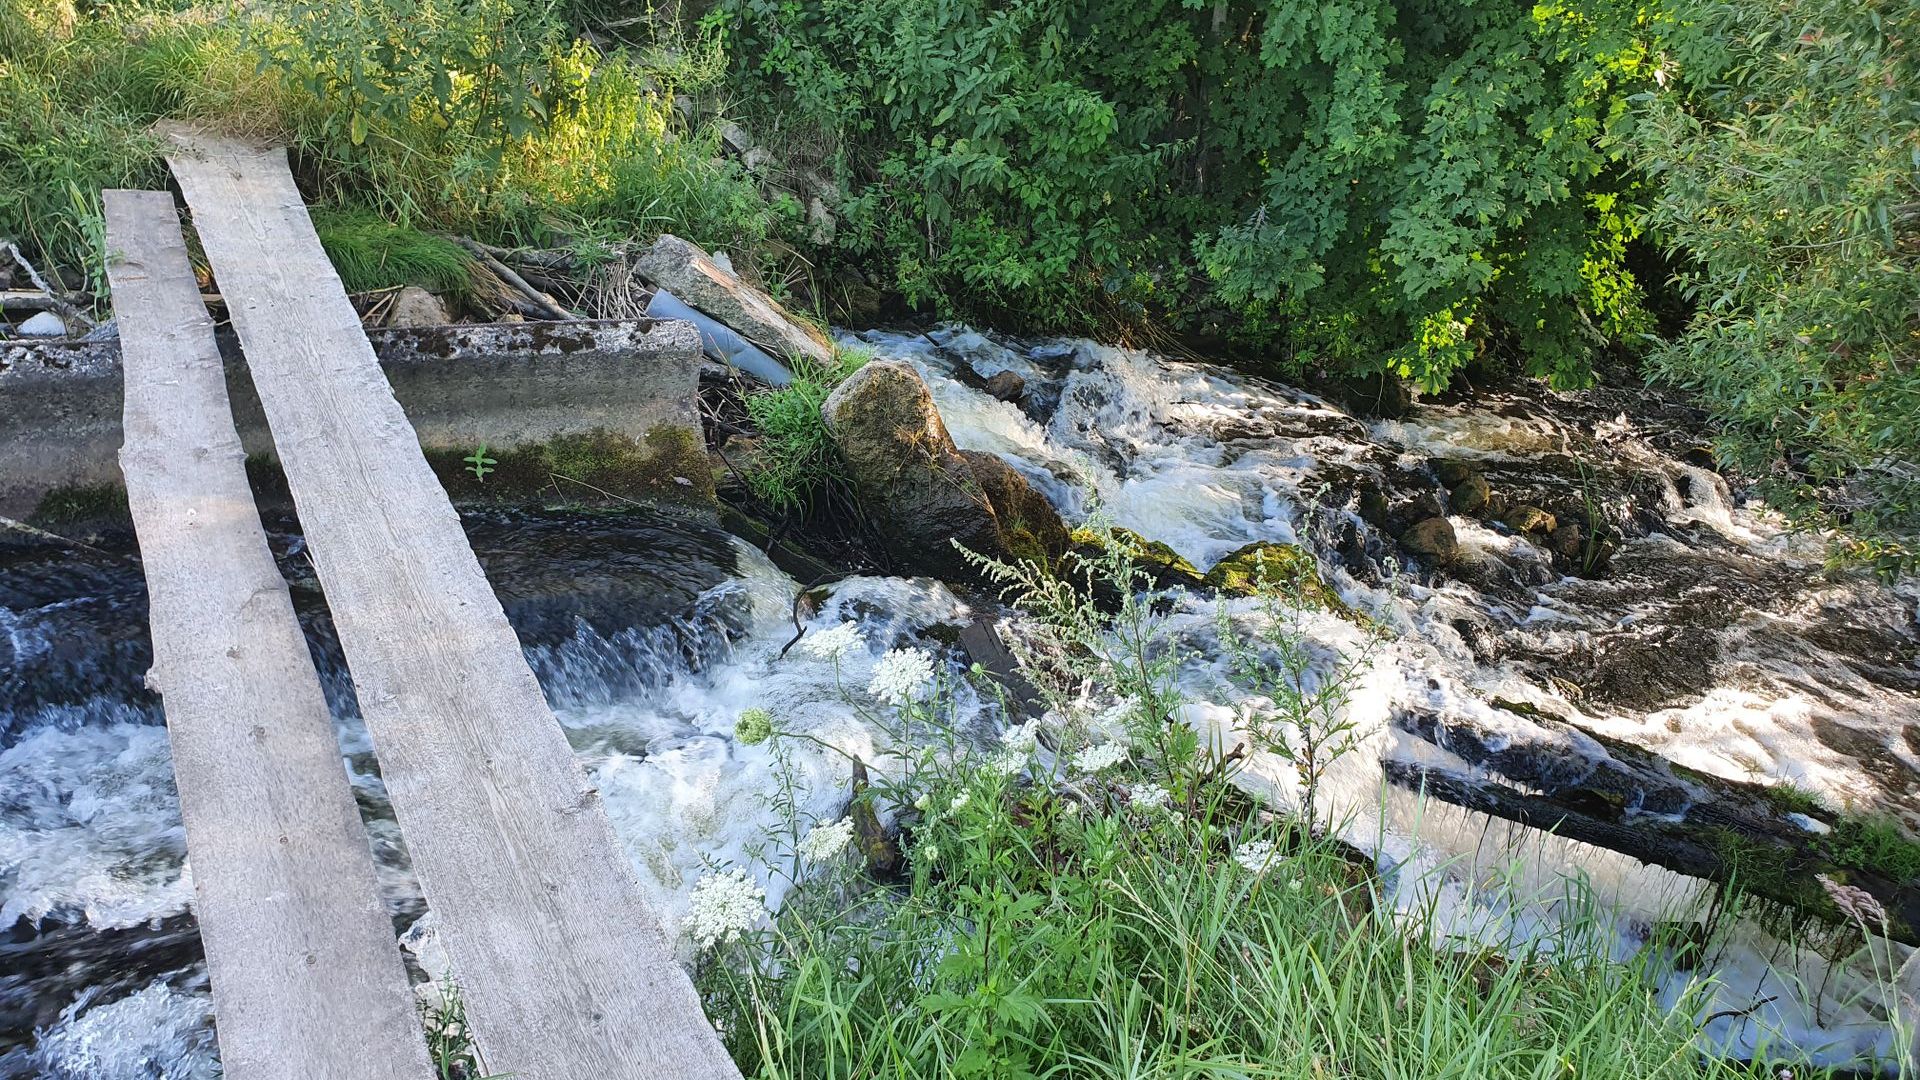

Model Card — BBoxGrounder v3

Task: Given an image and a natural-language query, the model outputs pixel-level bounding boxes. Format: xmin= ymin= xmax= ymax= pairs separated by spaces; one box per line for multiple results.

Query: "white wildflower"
xmin=799 ymin=621 xmax=865 ymax=662
xmin=1060 ymin=799 xmax=1081 ymax=817
xmin=1095 ymin=695 xmax=1140 ymax=736
xmin=921 ymin=844 xmax=939 ymax=864
xmin=1000 ymin=720 xmax=1041 ymax=755
xmin=986 ymin=749 xmax=1026 ymax=777
xmin=798 ymin=817 xmax=856 ymax=864
xmin=869 ymin=647 xmax=936 ymax=706
xmin=1232 ymin=839 xmax=1277 ymax=874
xmin=1131 ymin=784 xmax=1171 ymax=811
xmin=686 ymin=868 xmax=765 ymax=949
xmin=913 ymin=792 xmax=932 ymax=812
xmin=1071 ymin=741 xmax=1129 ymax=775
xmin=950 ymin=791 xmax=971 ymax=811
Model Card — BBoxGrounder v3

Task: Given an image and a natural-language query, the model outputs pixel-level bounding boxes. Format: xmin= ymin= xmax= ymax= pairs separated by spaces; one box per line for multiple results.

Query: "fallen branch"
xmin=453 ymin=238 xmax=576 ymax=322
xmin=2 ymin=242 xmax=96 ymax=331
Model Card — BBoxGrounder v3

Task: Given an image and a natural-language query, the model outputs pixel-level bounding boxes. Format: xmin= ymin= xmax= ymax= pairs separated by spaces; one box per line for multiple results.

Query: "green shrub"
xmin=1636 ymin=0 xmax=1920 ymax=569
xmin=711 ymin=0 xmax=1662 ymax=389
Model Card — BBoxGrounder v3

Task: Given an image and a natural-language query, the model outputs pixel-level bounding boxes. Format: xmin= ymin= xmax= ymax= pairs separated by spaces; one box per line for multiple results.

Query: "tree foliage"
xmin=1637 ymin=0 xmax=1920 ymax=567
xmin=713 ymin=0 xmax=1664 ymax=390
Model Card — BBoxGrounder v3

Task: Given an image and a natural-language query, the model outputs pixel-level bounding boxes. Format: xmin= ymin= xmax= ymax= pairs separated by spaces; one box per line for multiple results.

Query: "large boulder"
xmin=822 ymin=360 xmax=1067 ymax=578
xmin=636 ymin=234 xmax=834 ymax=367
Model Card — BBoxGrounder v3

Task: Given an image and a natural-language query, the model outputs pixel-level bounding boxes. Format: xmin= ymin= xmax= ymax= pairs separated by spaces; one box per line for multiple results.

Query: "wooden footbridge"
xmin=109 ymin=132 xmax=740 ymax=1079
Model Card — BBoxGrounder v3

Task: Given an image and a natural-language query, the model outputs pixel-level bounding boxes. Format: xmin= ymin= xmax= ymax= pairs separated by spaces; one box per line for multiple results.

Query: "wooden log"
xmin=104 ymin=188 xmax=433 ymax=1080
xmin=163 ymin=132 xmax=740 ymax=1080
xmin=1386 ymin=703 xmax=1920 ymax=945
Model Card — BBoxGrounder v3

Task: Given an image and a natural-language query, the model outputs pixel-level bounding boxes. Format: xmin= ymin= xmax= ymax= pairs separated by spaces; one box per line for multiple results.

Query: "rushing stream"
xmin=2 ymin=325 xmax=1916 ymax=1076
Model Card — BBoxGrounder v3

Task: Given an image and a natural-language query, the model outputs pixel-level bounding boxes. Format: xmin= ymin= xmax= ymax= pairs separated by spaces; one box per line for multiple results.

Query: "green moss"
xmin=28 ymin=483 xmax=130 ymax=528
xmin=1071 ymin=526 xmax=1204 ymax=588
xmin=1826 ymin=816 xmax=1920 ymax=883
xmin=427 ymin=427 xmax=716 ymax=508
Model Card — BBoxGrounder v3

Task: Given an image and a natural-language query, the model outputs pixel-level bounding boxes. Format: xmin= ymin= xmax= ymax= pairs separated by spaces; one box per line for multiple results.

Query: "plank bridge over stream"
xmin=107 ymin=131 xmax=740 ymax=1079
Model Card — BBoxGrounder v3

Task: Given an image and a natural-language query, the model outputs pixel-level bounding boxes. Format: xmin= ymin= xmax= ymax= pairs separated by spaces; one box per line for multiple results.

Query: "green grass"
xmin=312 ymin=208 xmax=476 ymax=295
xmin=739 ymin=349 xmax=869 ymax=514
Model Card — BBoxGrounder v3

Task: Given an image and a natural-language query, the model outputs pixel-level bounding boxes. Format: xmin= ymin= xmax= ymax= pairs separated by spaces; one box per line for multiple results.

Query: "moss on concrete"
xmin=427 ymin=427 xmax=716 ymax=509
xmin=28 ymin=483 xmax=130 ymax=529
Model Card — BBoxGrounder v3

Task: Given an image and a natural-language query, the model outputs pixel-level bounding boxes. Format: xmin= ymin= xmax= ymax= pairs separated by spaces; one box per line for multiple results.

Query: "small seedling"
xmin=464 ymin=444 xmax=496 ymax=481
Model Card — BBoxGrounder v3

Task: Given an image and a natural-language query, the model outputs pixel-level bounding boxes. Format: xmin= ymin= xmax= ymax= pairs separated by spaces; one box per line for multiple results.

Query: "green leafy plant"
xmin=714 ymin=0 xmax=1662 ymax=388
xmin=463 ymin=443 xmax=497 ymax=481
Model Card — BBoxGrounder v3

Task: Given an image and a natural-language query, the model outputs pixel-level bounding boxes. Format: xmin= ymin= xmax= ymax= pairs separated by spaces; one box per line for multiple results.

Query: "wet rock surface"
xmin=822 ymin=359 xmax=1067 ymax=578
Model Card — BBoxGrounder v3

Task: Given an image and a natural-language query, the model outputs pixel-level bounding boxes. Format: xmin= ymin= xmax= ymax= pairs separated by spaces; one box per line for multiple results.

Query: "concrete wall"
xmin=0 ymin=319 xmax=713 ymax=520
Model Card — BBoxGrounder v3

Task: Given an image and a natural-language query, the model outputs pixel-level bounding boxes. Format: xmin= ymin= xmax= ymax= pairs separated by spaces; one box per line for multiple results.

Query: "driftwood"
xmin=1386 ymin=703 xmax=1920 ymax=946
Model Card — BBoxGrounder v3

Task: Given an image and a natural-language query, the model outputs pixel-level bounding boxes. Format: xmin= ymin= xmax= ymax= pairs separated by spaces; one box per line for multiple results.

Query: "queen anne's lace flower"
xmin=734 ymin=707 xmax=773 ymax=745
xmin=799 ymin=621 xmax=865 ymax=662
xmin=1232 ymin=839 xmax=1277 ymax=874
xmin=1000 ymin=720 xmax=1041 ymax=755
xmin=986 ymin=749 xmax=1025 ymax=777
xmin=1071 ymin=741 xmax=1129 ymax=775
xmin=798 ymin=817 xmax=856 ymax=864
xmin=686 ymin=868 xmax=765 ymax=949
xmin=949 ymin=790 xmax=970 ymax=811
xmin=1131 ymin=784 xmax=1171 ymax=811
xmin=869 ymin=648 xmax=936 ymax=705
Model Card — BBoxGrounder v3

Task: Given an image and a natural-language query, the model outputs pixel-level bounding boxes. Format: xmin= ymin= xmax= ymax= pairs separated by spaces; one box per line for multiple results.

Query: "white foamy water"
xmin=2 ymin=324 xmax=1915 ymax=1074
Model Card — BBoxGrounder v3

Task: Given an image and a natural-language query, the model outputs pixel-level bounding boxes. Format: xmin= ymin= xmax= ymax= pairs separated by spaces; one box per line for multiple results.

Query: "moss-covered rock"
xmin=1068 ymin=526 xmax=1205 ymax=591
xmin=1202 ymin=541 xmax=1345 ymax=612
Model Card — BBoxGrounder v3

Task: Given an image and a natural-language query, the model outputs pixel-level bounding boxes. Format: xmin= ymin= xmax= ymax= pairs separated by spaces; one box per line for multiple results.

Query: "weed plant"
xmin=740 ymin=349 xmax=870 ymax=515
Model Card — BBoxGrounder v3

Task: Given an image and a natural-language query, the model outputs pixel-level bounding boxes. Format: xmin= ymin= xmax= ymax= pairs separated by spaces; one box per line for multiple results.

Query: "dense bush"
xmin=1636 ymin=0 xmax=1920 ymax=570
xmin=711 ymin=0 xmax=1662 ymax=390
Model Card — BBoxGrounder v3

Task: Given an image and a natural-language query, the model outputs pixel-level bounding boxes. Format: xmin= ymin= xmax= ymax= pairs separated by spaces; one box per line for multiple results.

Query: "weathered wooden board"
xmin=105 ymin=188 xmax=432 ymax=1080
xmin=163 ymin=134 xmax=740 ymax=1079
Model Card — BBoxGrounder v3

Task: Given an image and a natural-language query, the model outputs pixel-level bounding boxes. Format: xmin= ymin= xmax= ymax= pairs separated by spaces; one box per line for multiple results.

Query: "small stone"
xmin=1502 ymin=504 xmax=1557 ymax=534
xmin=385 ymin=286 xmax=450 ymax=327
xmin=1399 ymin=516 xmax=1459 ymax=564
xmin=1547 ymin=522 xmax=1585 ymax=560
xmin=16 ymin=311 xmax=67 ymax=337
xmin=1358 ymin=486 xmax=1392 ymax=530
xmin=1448 ymin=472 xmax=1491 ymax=514
xmin=983 ymin=370 xmax=1026 ymax=402
xmin=1433 ymin=460 xmax=1475 ymax=488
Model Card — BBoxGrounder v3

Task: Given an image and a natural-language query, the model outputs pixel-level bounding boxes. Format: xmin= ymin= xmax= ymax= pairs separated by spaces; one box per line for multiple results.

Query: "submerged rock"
xmin=1398 ymin=516 xmax=1458 ymax=565
xmin=822 ymin=360 xmax=1067 ymax=578
xmin=984 ymin=370 xmax=1026 ymax=402
xmin=1447 ymin=471 xmax=1491 ymax=514
xmin=1502 ymin=504 xmax=1557 ymax=534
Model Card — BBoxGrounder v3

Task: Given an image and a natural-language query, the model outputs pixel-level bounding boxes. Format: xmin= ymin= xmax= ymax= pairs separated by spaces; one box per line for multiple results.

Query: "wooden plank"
xmin=104 ymin=188 xmax=432 ymax=1080
xmin=163 ymin=134 xmax=741 ymax=1080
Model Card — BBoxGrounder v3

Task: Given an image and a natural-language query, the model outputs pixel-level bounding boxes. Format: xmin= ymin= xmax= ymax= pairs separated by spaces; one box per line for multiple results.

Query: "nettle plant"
xmin=262 ymin=0 xmax=564 ymax=163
